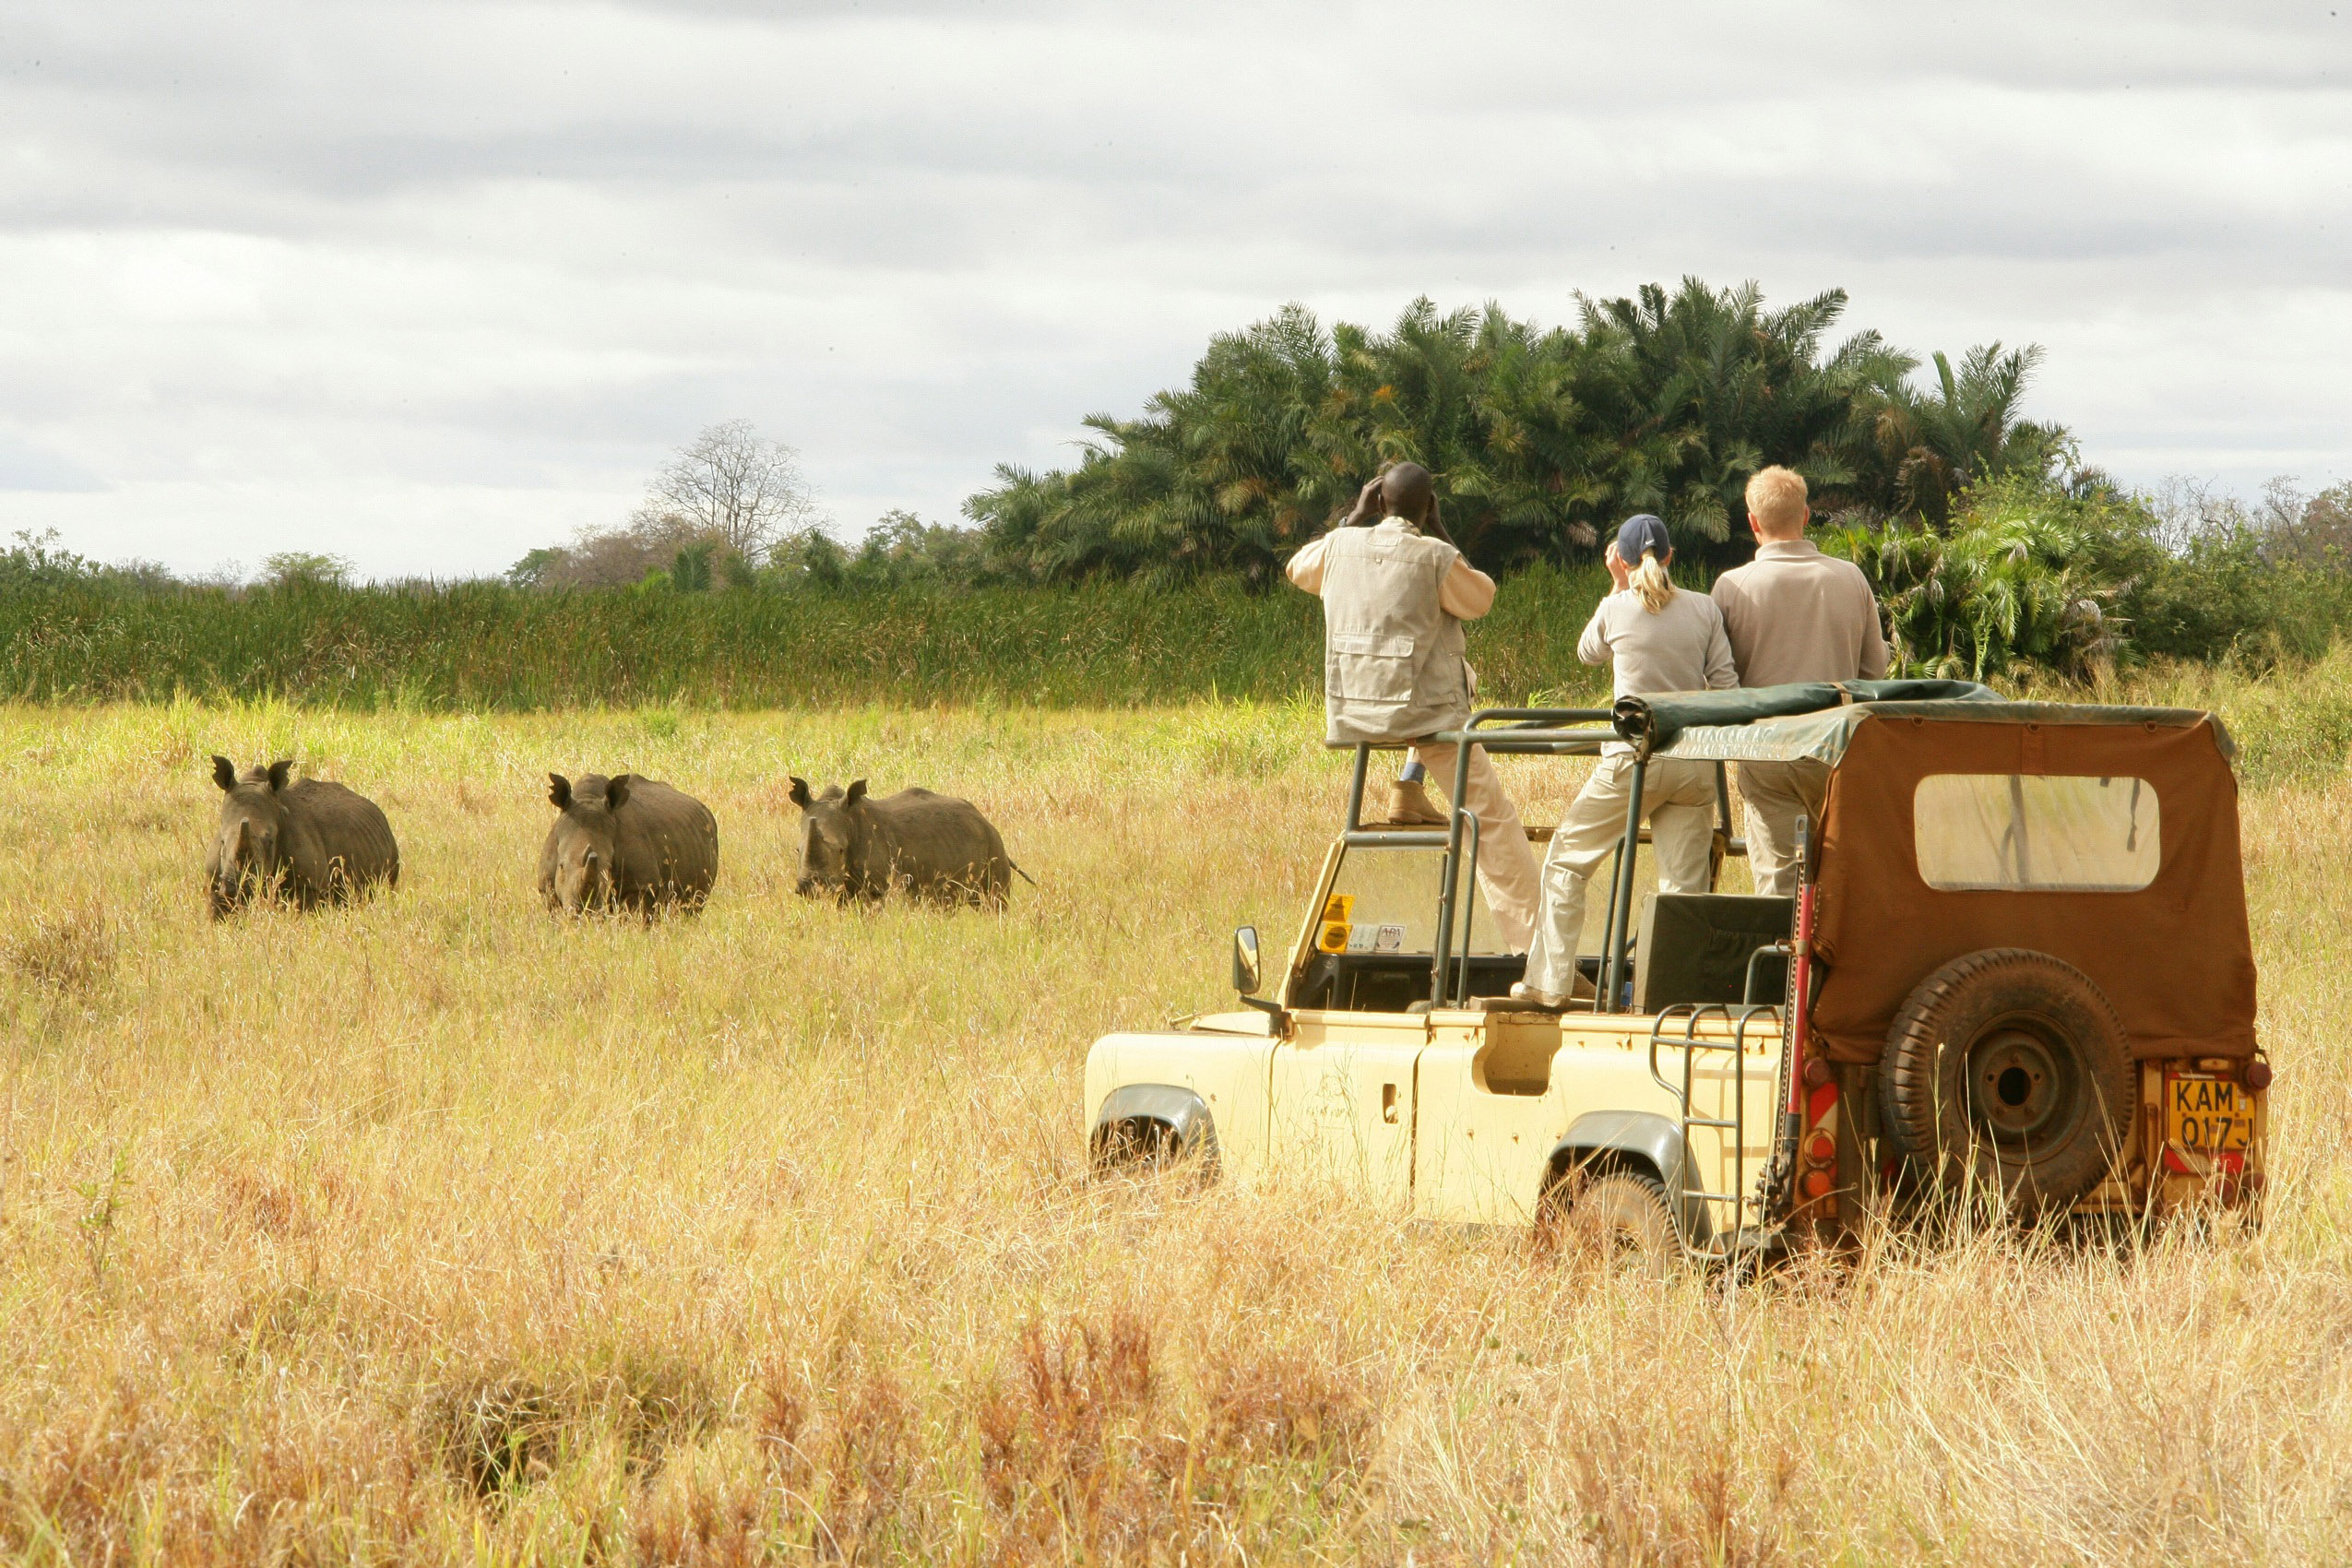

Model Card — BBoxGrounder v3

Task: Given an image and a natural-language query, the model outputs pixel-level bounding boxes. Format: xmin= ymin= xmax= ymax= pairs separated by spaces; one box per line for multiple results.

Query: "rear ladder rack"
xmin=1648 ymin=1003 xmax=1781 ymax=1261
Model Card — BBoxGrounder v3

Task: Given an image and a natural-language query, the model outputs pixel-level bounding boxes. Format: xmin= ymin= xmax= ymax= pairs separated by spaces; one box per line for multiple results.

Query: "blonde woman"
xmin=1510 ymin=515 xmax=1738 ymax=1009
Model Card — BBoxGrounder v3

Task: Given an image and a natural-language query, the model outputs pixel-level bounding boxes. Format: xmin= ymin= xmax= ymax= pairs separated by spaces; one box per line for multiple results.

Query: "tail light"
xmin=2245 ymin=1060 xmax=2274 ymax=1092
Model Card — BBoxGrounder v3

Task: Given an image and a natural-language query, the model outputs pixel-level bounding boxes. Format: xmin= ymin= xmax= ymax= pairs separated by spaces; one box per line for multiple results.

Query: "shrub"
xmin=1826 ymin=481 xmax=2120 ymax=681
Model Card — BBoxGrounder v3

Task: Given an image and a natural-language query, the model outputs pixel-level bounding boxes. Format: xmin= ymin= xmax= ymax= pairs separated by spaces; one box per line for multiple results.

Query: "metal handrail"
xmin=1327 ymin=709 xmax=1681 ymax=1011
xmin=1647 ymin=1002 xmax=1782 ymax=1261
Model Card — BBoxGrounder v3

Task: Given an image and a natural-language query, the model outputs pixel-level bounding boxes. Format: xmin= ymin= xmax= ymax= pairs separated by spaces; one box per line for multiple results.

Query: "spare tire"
xmin=1882 ymin=948 xmax=2133 ymax=1215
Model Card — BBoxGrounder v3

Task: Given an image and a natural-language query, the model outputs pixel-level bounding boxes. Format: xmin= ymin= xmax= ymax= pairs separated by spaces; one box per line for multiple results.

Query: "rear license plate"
xmin=2166 ymin=1074 xmax=2254 ymax=1156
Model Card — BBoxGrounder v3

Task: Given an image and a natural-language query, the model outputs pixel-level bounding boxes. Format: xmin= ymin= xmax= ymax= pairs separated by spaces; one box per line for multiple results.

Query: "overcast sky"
xmin=1 ymin=1 xmax=2346 ymax=578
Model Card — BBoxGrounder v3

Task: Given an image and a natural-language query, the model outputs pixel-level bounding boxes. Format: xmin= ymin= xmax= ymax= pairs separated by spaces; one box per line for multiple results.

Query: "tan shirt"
xmin=1286 ymin=520 xmax=1496 ymax=618
xmin=1578 ymin=587 xmax=1740 ymax=700
xmin=1709 ymin=538 xmax=1890 ymax=687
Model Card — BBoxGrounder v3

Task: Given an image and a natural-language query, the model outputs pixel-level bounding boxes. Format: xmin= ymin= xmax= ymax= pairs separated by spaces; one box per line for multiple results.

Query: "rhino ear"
xmin=605 ymin=774 xmax=633 ymax=811
xmin=266 ymin=760 xmax=292 ymax=793
xmin=845 ymin=778 xmax=867 ymax=806
xmin=212 ymin=754 xmax=237 ymax=791
xmin=789 ymin=776 xmax=812 ymax=810
xmin=548 ymin=773 xmax=573 ymax=810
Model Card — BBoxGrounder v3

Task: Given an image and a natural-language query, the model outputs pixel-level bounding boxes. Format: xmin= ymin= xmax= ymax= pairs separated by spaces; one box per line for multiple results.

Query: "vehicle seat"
xmin=1631 ymin=894 xmax=1793 ymax=1012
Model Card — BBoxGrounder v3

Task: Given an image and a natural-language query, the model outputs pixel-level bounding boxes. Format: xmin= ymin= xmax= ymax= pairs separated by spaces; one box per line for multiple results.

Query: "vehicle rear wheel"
xmin=1552 ymin=1171 xmax=1680 ymax=1277
xmin=1882 ymin=948 xmax=2132 ymax=1216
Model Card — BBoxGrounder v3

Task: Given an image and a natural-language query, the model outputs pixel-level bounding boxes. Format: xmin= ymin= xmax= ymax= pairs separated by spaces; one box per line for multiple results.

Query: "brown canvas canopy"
xmin=1798 ymin=707 xmax=2257 ymax=1064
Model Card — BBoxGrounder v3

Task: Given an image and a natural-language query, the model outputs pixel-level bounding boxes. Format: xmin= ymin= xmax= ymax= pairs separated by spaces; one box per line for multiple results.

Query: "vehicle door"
xmin=1267 ymin=832 xmax=1511 ymax=1208
xmin=1267 ymin=1012 xmax=1425 ymax=1207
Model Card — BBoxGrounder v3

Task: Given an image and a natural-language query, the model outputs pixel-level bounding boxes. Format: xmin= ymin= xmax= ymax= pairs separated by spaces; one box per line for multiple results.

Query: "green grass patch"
xmin=0 ymin=564 xmax=1614 ymax=711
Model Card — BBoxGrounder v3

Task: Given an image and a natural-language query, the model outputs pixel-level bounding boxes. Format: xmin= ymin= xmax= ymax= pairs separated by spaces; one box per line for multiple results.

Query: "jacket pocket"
xmin=1328 ymin=632 xmax=1420 ymax=703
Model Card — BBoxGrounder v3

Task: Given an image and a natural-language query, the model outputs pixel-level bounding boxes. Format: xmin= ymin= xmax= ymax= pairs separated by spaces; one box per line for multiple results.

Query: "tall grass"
xmin=0 ymin=564 xmax=1613 ymax=710
xmin=0 ymin=687 xmax=2346 ymax=1562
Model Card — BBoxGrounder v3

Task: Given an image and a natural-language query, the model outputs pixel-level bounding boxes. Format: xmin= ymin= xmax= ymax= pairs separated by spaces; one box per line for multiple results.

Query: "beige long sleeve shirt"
xmin=1577 ymin=588 xmax=1740 ymax=700
xmin=1709 ymin=538 xmax=1890 ymax=687
xmin=1285 ymin=520 xmax=1497 ymax=618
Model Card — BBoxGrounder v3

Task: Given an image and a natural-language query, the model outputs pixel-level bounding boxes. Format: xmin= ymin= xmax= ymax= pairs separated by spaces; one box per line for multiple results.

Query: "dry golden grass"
xmin=1 ymin=695 xmax=2346 ymax=1564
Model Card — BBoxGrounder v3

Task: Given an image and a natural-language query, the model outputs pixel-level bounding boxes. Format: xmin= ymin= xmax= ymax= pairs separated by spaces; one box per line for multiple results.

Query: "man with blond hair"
xmin=1710 ymin=465 xmax=1889 ymax=897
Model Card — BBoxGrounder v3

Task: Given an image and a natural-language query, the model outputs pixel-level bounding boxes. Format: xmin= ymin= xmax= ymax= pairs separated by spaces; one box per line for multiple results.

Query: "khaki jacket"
xmin=1288 ymin=519 xmax=1489 ymax=744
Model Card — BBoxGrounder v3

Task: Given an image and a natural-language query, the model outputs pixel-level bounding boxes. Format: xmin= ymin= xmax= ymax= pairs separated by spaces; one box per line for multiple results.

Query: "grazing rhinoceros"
xmin=540 ymin=772 xmax=719 ymax=915
xmin=789 ymin=778 xmax=1031 ymax=909
xmin=205 ymin=755 xmax=400 ymax=919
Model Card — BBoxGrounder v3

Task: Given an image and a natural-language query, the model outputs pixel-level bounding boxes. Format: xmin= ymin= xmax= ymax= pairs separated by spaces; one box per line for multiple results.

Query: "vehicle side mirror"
xmin=1229 ymin=924 xmax=1289 ymax=1030
xmin=1232 ymin=925 xmax=1263 ymax=995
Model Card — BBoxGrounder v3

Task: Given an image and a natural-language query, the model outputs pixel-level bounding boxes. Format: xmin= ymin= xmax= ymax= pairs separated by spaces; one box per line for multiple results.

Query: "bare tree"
xmin=637 ymin=420 xmax=819 ymax=561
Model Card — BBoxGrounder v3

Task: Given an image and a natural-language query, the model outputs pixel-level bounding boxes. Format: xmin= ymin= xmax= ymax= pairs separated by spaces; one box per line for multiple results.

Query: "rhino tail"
xmin=1009 ymin=859 xmax=1038 ymax=887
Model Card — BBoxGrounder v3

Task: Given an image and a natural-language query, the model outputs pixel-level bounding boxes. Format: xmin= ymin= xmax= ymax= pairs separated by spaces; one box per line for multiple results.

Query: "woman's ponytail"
xmin=1631 ymin=547 xmax=1675 ymax=613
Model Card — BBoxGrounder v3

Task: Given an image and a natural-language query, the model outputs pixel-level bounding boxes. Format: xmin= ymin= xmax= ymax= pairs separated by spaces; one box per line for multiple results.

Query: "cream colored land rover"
xmin=1085 ymin=683 xmax=2269 ymax=1264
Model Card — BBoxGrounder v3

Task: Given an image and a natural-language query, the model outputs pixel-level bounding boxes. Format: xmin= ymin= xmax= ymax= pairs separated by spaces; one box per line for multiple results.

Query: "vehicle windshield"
xmin=1321 ymin=841 xmax=1510 ymax=956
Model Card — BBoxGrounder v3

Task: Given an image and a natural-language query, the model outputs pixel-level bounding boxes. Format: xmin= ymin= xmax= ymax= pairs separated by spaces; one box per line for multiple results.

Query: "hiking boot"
xmin=1387 ymin=778 xmax=1447 ymax=826
xmin=1464 ymin=982 xmax=1568 ymax=1013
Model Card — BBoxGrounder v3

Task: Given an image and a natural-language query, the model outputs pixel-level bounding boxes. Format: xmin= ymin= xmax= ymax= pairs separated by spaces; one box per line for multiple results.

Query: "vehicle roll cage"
xmin=1333 ymin=707 xmax=1743 ymax=1010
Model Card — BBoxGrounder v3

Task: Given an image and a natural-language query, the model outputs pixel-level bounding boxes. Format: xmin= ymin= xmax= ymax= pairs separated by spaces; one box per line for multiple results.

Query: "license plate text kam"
xmin=2167 ymin=1075 xmax=2253 ymax=1154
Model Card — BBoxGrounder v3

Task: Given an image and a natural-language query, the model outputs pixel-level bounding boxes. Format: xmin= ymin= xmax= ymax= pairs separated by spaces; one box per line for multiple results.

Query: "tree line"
xmin=12 ymin=275 xmax=2351 ymax=687
xmin=967 ymin=279 xmax=2068 ymax=585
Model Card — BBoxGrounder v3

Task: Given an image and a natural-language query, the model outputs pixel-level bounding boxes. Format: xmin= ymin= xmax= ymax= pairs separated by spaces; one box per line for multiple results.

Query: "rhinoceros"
xmin=540 ymin=772 xmax=719 ymax=915
xmin=790 ymin=778 xmax=1031 ymax=908
xmin=206 ymin=755 xmax=400 ymax=919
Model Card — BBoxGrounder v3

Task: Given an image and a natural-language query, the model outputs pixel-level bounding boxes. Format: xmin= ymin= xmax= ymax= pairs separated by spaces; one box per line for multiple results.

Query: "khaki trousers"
xmin=1522 ymin=754 xmax=1716 ymax=1000
xmin=1410 ymin=740 xmax=1539 ymax=954
xmin=1737 ymin=759 xmax=1830 ymax=898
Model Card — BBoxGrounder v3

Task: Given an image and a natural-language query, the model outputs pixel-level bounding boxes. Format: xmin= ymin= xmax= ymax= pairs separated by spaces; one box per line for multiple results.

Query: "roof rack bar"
xmin=1342 ymin=829 xmax=1449 ymax=848
xmin=1598 ymin=756 xmax=1647 ymax=1011
xmin=1430 ymin=736 xmax=1477 ymax=1006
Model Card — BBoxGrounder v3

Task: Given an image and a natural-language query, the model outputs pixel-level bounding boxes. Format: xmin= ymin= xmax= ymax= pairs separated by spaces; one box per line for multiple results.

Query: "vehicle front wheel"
xmin=1882 ymin=947 xmax=2133 ymax=1217
xmin=1548 ymin=1170 xmax=1681 ymax=1277
xmin=1089 ymin=1118 xmax=1217 ymax=1183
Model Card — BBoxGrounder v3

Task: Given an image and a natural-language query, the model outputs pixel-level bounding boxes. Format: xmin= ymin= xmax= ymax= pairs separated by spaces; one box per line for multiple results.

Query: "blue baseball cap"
xmin=1615 ymin=514 xmax=1671 ymax=563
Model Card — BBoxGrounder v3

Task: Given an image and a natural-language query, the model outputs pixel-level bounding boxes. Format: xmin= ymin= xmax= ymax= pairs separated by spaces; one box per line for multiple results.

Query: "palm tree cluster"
xmin=966 ymin=279 xmax=2063 ymax=585
xmin=1824 ymin=479 xmax=2121 ymax=682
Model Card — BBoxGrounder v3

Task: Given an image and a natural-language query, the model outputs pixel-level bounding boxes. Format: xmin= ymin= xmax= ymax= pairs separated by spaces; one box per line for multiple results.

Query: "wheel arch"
xmin=1089 ymin=1083 xmax=1220 ymax=1175
xmin=1545 ymin=1110 xmax=1711 ymax=1245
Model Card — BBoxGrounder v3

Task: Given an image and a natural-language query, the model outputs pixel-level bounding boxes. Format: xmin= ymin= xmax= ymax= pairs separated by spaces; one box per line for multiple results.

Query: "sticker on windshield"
xmin=1319 ymin=921 xmax=1353 ymax=954
xmin=1321 ymin=894 xmax=1355 ymax=924
xmin=1373 ymin=923 xmax=1407 ymax=953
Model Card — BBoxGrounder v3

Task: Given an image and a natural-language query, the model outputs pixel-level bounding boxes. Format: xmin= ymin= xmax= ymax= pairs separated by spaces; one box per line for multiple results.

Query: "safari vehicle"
xmin=1085 ymin=682 xmax=2269 ymax=1263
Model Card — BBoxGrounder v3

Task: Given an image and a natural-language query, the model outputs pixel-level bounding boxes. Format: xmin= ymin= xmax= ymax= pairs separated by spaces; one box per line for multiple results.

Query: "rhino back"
xmin=612 ymin=779 xmax=719 ymax=905
xmin=281 ymin=780 xmax=400 ymax=898
xmin=865 ymin=790 xmax=1004 ymax=882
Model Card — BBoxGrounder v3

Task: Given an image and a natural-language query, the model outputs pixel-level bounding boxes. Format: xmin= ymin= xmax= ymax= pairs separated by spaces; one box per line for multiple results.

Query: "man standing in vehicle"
xmin=1710 ymin=465 xmax=1889 ymax=897
xmin=1286 ymin=462 xmax=1540 ymax=953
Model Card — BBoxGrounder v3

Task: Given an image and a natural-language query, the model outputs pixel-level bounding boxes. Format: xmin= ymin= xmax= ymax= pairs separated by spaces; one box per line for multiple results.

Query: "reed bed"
xmin=0 ymin=688 xmax=2344 ymax=1564
xmin=0 ymin=567 xmax=1611 ymax=711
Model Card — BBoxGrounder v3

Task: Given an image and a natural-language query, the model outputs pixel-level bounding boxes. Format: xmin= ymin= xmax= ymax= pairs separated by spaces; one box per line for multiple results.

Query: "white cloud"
xmin=0 ymin=0 xmax=2346 ymax=576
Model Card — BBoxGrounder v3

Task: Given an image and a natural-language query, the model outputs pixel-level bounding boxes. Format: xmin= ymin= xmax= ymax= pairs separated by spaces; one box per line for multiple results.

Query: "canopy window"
xmin=1913 ymin=774 xmax=2161 ymax=893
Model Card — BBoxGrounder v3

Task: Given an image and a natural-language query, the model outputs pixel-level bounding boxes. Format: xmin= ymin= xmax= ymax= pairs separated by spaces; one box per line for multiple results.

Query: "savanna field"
xmin=7 ymin=668 xmax=2352 ymax=1565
